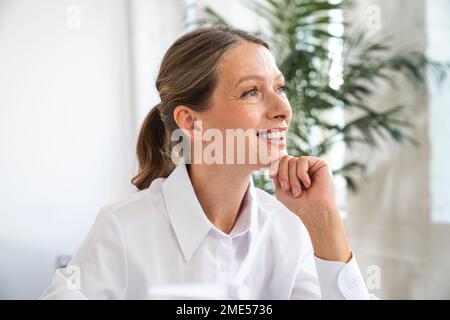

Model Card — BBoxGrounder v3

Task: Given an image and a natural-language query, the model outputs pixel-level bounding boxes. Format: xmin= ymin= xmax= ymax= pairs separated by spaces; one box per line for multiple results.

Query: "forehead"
xmin=217 ymin=42 xmax=280 ymax=84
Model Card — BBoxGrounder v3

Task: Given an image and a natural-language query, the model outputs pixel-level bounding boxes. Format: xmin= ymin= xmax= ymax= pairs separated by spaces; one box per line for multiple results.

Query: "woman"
xmin=41 ymin=26 xmax=374 ymax=299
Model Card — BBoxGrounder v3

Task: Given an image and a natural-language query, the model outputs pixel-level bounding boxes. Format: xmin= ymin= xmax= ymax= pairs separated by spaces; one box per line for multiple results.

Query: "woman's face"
xmin=196 ymin=41 xmax=292 ymax=170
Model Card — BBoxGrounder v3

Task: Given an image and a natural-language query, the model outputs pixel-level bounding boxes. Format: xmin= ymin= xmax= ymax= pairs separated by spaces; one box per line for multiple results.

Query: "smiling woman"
xmin=40 ymin=26 xmax=376 ymax=300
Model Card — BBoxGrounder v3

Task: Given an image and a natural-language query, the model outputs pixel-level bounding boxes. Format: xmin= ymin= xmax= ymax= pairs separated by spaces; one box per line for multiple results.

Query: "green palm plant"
xmin=197 ymin=0 xmax=448 ymax=193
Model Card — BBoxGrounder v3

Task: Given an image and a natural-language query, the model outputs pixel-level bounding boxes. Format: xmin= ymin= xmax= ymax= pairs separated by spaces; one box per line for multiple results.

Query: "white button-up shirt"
xmin=40 ymin=160 xmax=374 ymax=300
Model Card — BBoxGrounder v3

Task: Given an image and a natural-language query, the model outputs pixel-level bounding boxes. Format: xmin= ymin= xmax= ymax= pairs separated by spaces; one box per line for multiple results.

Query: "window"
xmin=426 ymin=0 xmax=450 ymax=223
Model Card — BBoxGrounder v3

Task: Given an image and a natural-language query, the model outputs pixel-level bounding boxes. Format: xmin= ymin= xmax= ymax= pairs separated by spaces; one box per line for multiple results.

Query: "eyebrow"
xmin=234 ymin=73 xmax=284 ymax=88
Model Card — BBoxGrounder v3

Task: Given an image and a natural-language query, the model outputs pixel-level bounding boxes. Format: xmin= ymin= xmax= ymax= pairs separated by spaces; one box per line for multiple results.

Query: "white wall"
xmin=196 ymin=0 xmax=268 ymax=33
xmin=0 ymin=0 xmax=184 ymax=299
xmin=127 ymin=0 xmax=186 ymax=127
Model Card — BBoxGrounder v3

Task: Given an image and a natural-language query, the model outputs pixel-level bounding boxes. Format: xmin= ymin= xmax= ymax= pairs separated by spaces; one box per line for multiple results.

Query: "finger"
xmin=268 ymin=159 xmax=280 ymax=179
xmin=306 ymin=156 xmax=328 ymax=175
xmin=288 ymin=158 xmax=302 ymax=197
xmin=277 ymin=155 xmax=291 ymax=191
xmin=297 ymin=156 xmax=312 ymax=188
xmin=271 ymin=170 xmax=281 ymax=191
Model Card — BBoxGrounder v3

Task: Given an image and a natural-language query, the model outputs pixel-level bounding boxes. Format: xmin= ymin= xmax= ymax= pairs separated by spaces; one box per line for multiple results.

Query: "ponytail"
xmin=132 ymin=103 xmax=175 ymax=190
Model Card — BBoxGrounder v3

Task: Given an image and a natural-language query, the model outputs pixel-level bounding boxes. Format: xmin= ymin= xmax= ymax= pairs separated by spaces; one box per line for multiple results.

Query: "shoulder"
xmin=68 ymin=178 xmax=169 ymax=268
xmin=98 ymin=177 xmax=167 ymax=228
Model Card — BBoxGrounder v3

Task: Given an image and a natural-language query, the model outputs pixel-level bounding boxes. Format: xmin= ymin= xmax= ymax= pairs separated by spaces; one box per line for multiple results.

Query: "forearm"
xmin=304 ymin=206 xmax=352 ymax=263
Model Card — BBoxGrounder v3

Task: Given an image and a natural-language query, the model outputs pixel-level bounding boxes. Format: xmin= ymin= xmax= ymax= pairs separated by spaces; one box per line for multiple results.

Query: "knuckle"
xmin=280 ymin=155 xmax=291 ymax=166
xmin=288 ymin=158 xmax=297 ymax=167
xmin=321 ymin=159 xmax=330 ymax=167
xmin=299 ymin=155 xmax=308 ymax=161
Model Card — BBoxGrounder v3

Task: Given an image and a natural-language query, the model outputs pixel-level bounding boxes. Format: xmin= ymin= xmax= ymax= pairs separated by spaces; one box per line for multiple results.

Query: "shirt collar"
xmin=161 ymin=159 xmax=258 ymax=261
xmin=228 ymin=177 xmax=258 ymax=238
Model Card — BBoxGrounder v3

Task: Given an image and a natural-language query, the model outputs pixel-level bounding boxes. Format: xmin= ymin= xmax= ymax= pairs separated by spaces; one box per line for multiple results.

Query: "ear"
xmin=173 ymin=105 xmax=201 ymax=139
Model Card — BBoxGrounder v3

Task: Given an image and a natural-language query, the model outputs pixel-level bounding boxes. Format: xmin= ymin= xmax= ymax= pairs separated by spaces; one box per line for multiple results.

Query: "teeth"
xmin=258 ymin=130 xmax=283 ymax=139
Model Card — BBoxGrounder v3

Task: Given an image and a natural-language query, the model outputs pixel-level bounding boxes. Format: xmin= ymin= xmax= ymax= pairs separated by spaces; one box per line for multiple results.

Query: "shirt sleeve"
xmin=313 ymin=253 xmax=373 ymax=299
xmin=290 ymin=236 xmax=378 ymax=300
xmin=39 ymin=208 xmax=128 ymax=300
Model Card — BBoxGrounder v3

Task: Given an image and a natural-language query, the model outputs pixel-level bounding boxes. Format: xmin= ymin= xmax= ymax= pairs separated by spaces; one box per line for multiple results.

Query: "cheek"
xmin=206 ymin=97 xmax=264 ymax=131
xmin=227 ymin=103 xmax=263 ymax=130
xmin=229 ymin=112 xmax=260 ymax=130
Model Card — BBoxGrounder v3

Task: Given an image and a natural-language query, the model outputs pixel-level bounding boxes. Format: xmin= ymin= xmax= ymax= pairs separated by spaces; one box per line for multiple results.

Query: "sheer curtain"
xmin=344 ymin=0 xmax=450 ymax=299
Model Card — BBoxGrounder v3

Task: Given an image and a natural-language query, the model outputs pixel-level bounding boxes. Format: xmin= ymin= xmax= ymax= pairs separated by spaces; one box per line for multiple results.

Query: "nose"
xmin=266 ymin=93 xmax=292 ymax=123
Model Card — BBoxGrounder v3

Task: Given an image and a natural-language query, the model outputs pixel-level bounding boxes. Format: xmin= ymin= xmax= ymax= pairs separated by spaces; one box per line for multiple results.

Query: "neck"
xmin=187 ymin=163 xmax=252 ymax=234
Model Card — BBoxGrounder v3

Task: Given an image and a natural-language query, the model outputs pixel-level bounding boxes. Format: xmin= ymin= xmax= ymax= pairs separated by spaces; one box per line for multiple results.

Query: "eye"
xmin=276 ymin=85 xmax=288 ymax=94
xmin=241 ymin=88 xmax=258 ymax=98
